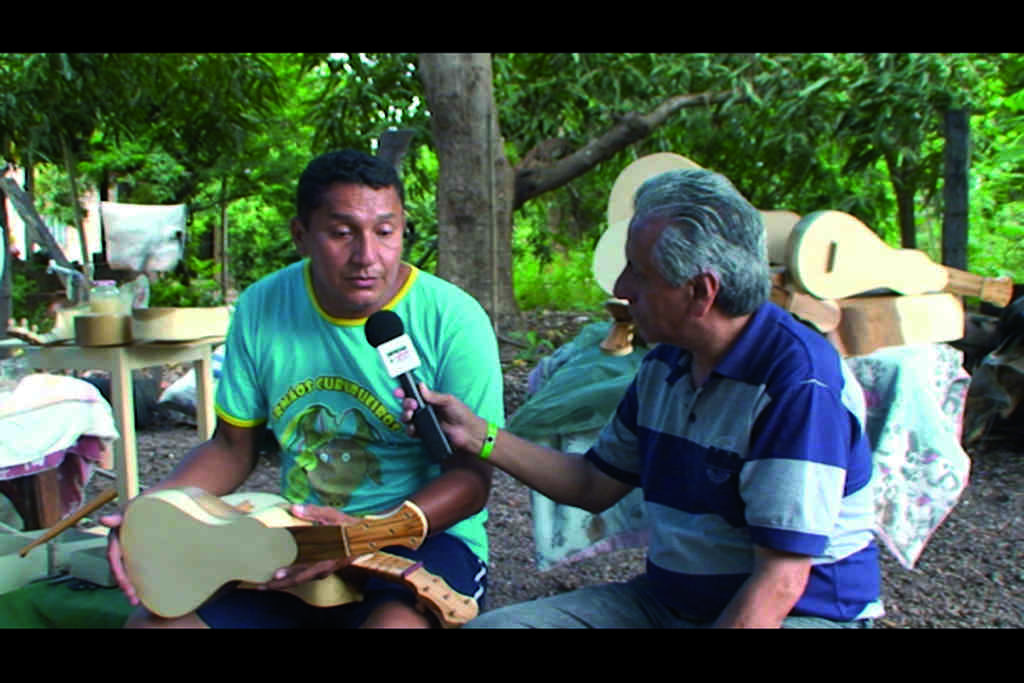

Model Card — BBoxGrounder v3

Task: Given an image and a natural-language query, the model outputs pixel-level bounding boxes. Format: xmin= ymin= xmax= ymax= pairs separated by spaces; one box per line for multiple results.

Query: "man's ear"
xmin=290 ymin=216 xmax=308 ymax=257
xmin=689 ymin=271 xmax=720 ymax=318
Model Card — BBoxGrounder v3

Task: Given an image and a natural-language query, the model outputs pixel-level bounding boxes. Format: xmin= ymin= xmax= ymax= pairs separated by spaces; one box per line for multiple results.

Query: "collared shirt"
xmin=586 ymin=302 xmax=884 ymax=622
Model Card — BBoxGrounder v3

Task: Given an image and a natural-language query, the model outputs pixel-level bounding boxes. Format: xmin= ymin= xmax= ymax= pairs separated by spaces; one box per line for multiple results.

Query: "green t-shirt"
xmin=215 ymin=260 xmax=504 ymax=563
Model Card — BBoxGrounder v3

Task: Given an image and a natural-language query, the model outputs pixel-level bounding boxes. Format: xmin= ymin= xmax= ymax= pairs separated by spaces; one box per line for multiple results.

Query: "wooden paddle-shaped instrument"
xmin=18 ymin=487 xmax=118 ymax=557
xmin=762 ymin=210 xmax=802 ymax=266
xmin=599 ymin=299 xmax=637 ymax=356
xmin=786 ymin=210 xmax=1013 ymax=306
xmin=119 ymin=488 xmax=478 ymax=627
xmin=832 ymin=292 xmax=966 ymax=357
xmin=770 ymin=270 xmax=841 ymax=334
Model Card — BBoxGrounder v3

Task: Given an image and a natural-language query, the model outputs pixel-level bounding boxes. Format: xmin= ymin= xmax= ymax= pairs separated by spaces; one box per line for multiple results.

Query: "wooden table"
xmin=23 ymin=337 xmax=225 ymax=503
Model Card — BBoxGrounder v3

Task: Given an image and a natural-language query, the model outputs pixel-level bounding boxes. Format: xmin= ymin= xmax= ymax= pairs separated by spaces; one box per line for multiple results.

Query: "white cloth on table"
xmin=0 ymin=374 xmax=119 ymax=470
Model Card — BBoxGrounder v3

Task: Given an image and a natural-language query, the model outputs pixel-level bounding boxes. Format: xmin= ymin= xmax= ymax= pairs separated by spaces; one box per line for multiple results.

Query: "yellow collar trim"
xmin=303 ymin=259 xmax=419 ymax=326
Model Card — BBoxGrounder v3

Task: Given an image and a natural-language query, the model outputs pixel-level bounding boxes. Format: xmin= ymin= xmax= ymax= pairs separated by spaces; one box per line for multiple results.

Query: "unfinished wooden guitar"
xmin=120 ymin=488 xmax=478 ymax=627
xmin=770 ymin=271 xmax=841 ymax=334
xmin=605 ymin=153 xmax=703 ymax=227
xmin=787 ymin=210 xmax=1013 ymax=306
xmin=762 ymin=210 xmax=802 ymax=266
xmin=599 ymin=299 xmax=637 ymax=356
xmin=833 ymin=293 xmax=966 ymax=357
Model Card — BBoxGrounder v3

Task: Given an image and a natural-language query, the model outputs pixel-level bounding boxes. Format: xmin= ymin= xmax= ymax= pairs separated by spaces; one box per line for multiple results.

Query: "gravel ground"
xmin=82 ymin=311 xmax=1022 ymax=628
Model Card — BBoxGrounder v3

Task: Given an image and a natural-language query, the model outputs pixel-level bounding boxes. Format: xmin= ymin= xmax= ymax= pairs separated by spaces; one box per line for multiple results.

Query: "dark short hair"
xmin=296 ymin=149 xmax=405 ymax=225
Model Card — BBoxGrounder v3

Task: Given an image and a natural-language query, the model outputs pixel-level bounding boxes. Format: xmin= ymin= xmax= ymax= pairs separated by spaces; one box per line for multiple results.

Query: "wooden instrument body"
xmin=770 ymin=271 xmax=841 ymax=334
xmin=120 ymin=488 xmax=477 ymax=627
xmin=762 ymin=210 xmax=802 ymax=266
xmin=833 ymin=293 xmax=965 ymax=357
xmin=787 ymin=210 xmax=1013 ymax=307
xmin=599 ymin=299 xmax=637 ymax=356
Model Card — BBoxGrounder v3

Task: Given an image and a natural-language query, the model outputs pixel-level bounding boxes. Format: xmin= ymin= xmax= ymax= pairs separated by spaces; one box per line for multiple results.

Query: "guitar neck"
xmin=287 ymin=500 xmax=427 ymax=563
xmin=350 ymin=551 xmax=479 ymax=628
xmin=770 ymin=271 xmax=841 ymax=334
xmin=943 ymin=267 xmax=1013 ymax=307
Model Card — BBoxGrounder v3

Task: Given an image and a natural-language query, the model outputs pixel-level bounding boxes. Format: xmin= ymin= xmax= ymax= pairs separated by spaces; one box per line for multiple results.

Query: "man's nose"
xmin=350 ymin=234 xmax=377 ymax=263
xmin=612 ymin=271 xmax=631 ymax=301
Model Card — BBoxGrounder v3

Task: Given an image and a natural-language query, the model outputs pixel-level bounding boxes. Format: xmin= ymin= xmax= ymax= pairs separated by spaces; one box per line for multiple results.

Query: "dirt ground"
xmin=82 ymin=310 xmax=1022 ymax=628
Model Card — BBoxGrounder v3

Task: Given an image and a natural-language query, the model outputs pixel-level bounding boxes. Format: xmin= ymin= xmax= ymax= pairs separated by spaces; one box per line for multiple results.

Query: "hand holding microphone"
xmin=365 ymin=310 xmax=453 ymax=462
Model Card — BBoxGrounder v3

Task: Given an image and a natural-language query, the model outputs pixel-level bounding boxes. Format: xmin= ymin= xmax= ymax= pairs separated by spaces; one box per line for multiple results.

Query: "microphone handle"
xmin=399 ymin=373 xmax=453 ymax=461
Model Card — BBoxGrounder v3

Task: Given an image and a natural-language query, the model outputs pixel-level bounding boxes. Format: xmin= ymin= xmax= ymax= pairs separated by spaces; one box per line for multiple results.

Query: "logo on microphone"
xmin=377 ymin=334 xmax=422 ymax=378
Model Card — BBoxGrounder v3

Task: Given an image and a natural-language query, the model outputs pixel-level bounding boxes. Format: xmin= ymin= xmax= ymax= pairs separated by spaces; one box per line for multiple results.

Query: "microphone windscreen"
xmin=364 ymin=309 xmax=405 ymax=347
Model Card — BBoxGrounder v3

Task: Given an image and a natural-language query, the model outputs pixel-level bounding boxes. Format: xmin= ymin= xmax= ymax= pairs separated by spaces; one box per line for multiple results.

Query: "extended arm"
xmin=407 ymin=449 xmax=492 ymax=535
xmin=400 ymin=383 xmax=633 ymax=514
xmin=712 ymin=545 xmax=812 ymax=628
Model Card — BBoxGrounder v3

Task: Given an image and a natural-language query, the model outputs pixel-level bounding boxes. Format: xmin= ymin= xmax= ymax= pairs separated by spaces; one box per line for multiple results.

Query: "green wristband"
xmin=479 ymin=421 xmax=498 ymax=460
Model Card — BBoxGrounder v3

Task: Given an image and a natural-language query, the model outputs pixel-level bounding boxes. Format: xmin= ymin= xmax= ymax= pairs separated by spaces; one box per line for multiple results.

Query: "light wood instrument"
xmin=606 ymin=153 xmax=703 ymax=227
xmin=18 ymin=487 xmax=117 ymax=557
xmin=595 ymin=153 xmax=703 ymax=297
xmin=762 ymin=210 xmax=802 ymax=266
xmin=119 ymin=488 xmax=477 ymax=627
xmin=599 ymin=299 xmax=637 ymax=356
xmin=770 ymin=270 xmax=841 ymax=334
xmin=832 ymin=292 xmax=966 ymax=357
xmin=786 ymin=210 xmax=1013 ymax=307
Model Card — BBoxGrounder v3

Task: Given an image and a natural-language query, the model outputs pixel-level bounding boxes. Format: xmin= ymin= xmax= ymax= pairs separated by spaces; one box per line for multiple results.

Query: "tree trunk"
xmin=895 ymin=186 xmax=917 ymax=250
xmin=418 ymin=53 xmax=517 ymax=329
xmin=1 ymin=193 xmax=10 ymax=338
xmin=885 ymin=153 xmax=917 ymax=249
xmin=216 ymin=176 xmax=230 ymax=301
xmin=60 ymin=134 xmax=91 ymax=279
xmin=942 ymin=108 xmax=969 ymax=271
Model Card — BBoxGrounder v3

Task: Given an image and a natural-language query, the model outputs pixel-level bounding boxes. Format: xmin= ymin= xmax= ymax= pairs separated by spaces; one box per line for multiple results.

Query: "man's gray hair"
xmin=631 ymin=168 xmax=771 ymax=316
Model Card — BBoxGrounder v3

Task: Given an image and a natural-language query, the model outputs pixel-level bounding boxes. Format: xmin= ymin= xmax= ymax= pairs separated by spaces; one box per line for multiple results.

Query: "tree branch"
xmin=512 ymin=88 xmax=746 ymax=209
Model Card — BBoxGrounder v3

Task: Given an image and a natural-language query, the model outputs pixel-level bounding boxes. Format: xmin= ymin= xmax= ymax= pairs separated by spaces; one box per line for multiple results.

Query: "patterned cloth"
xmin=519 ymin=328 xmax=971 ymax=572
xmin=0 ymin=374 xmax=118 ymax=523
xmin=849 ymin=343 xmax=972 ymax=569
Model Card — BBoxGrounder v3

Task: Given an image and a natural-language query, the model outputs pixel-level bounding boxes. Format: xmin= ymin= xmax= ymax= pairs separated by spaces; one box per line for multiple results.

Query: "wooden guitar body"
xmin=833 ymin=293 xmax=966 ymax=357
xmin=770 ymin=271 xmax=841 ymax=334
xmin=120 ymin=488 xmax=477 ymax=627
xmin=599 ymin=299 xmax=637 ymax=356
xmin=762 ymin=210 xmax=802 ymax=266
xmin=787 ymin=210 xmax=1013 ymax=306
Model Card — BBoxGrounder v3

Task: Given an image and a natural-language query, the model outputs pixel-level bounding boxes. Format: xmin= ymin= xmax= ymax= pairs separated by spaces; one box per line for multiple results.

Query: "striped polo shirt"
xmin=585 ymin=302 xmax=884 ymax=622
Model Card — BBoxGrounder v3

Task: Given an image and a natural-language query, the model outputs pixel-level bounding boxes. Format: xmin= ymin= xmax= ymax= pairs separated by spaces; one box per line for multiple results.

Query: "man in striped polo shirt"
xmin=402 ymin=168 xmax=884 ymax=628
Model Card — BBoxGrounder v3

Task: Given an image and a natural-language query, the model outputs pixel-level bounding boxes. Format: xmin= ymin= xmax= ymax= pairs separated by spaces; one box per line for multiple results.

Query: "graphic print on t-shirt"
xmin=284 ymin=404 xmax=384 ymax=507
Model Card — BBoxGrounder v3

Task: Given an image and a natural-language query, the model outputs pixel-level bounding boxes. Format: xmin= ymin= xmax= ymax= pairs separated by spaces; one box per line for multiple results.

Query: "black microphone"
xmin=365 ymin=310 xmax=453 ymax=462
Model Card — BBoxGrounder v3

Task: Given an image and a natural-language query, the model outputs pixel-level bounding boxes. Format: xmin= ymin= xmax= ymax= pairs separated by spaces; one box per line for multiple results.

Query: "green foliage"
xmin=508 ymin=329 xmax=557 ymax=365
xmin=6 ymin=52 xmax=1024 ymax=321
xmin=148 ymin=256 xmax=223 ymax=308
xmin=9 ymin=270 xmax=52 ymax=332
xmin=222 ymin=196 xmax=300 ymax=290
xmin=512 ymin=241 xmax=607 ymax=312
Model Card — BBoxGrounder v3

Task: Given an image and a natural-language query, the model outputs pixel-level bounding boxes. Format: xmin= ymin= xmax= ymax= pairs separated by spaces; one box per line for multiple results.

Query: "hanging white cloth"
xmin=100 ymin=202 xmax=186 ymax=273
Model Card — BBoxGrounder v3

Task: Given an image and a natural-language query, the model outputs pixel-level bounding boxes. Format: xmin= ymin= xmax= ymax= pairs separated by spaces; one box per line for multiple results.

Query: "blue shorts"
xmin=195 ymin=532 xmax=486 ymax=628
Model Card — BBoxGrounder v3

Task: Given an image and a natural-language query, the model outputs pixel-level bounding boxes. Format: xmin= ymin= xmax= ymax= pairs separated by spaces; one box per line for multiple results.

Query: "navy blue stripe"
xmin=793 ymin=542 xmax=881 ymax=621
xmin=749 ymin=381 xmax=857 ymax=469
xmin=749 ymin=525 xmax=829 ymax=556
xmin=719 ymin=303 xmax=845 ymax=401
xmin=644 ymin=342 xmax=685 ymax=366
xmin=585 ymin=448 xmax=642 ymax=487
xmin=638 ymin=427 xmax=746 ymax=527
